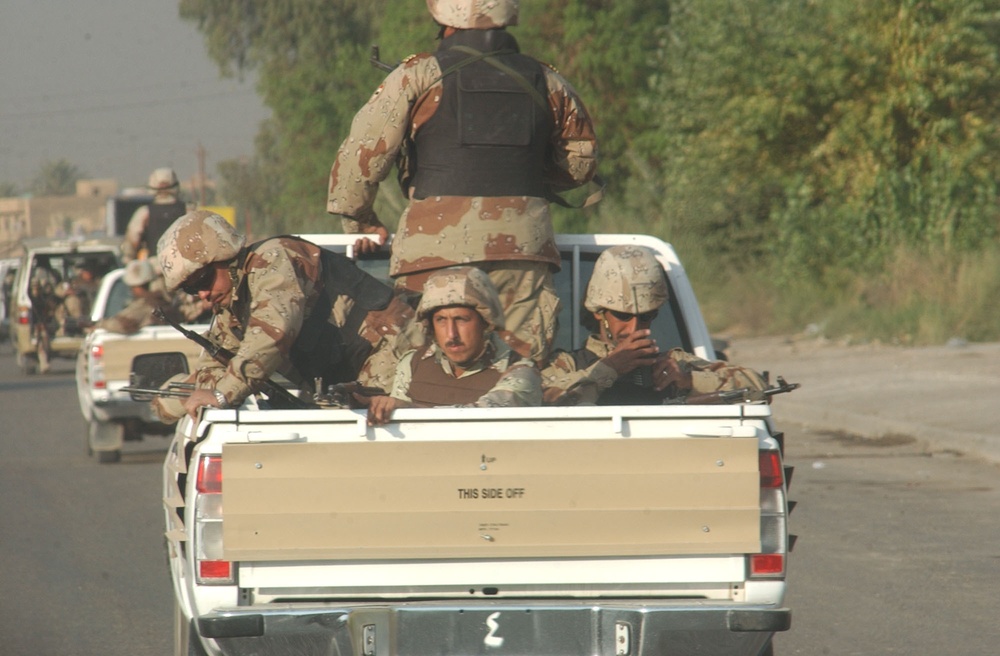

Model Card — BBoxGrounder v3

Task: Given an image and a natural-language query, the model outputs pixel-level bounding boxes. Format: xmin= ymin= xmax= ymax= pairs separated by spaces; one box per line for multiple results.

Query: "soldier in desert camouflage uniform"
xmin=154 ymin=210 xmax=413 ymax=421
xmin=122 ymin=167 xmax=188 ymax=262
xmin=91 ymin=260 xmax=184 ymax=335
xmin=365 ymin=266 xmax=541 ymax=425
xmin=542 ymin=245 xmax=767 ymax=406
xmin=327 ymin=0 xmax=598 ymax=365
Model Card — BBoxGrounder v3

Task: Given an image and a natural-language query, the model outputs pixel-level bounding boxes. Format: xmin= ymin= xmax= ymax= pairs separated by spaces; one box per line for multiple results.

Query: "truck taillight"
xmin=90 ymin=345 xmax=106 ymax=389
xmin=18 ymin=306 xmax=30 ymax=324
xmin=194 ymin=455 xmax=233 ymax=585
xmin=759 ymin=451 xmax=784 ymax=488
xmin=197 ymin=455 xmax=223 ymax=493
xmin=750 ymin=449 xmax=787 ymax=578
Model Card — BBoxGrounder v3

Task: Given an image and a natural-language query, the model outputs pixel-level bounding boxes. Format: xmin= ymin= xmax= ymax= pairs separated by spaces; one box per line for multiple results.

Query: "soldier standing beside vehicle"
xmin=122 ymin=167 xmax=187 ymax=262
xmin=327 ymin=0 xmax=598 ymax=365
xmin=364 ymin=266 xmax=541 ymax=425
xmin=154 ymin=210 xmax=413 ymax=420
xmin=28 ymin=259 xmax=60 ymax=373
xmin=541 ymin=245 xmax=767 ymax=406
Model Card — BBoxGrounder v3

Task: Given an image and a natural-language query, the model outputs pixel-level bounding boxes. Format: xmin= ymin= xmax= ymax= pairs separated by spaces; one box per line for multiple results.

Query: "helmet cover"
xmin=417 ymin=266 xmax=505 ymax=330
xmin=147 ymin=167 xmax=179 ymax=191
xmin=157 ymin=210 xmax=245 ymax=292
xmin=123 ymin=259 xmax=156 ymax=287
xmin=584 ymin=245 xmax=669 ymax=314
xmin=426 ymin=0 xmax=518 ymax=29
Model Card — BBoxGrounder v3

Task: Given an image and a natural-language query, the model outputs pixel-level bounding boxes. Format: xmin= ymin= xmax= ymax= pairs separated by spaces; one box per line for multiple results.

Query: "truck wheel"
xmin=89 ymin=421 xmax=125 ymax=464
xmin=174 ymin=600 xmax=210 ymax=656
xmin=18 ymin=352 xmax=36 ymax=375
xmin=97 ymin=448 xmax=122 ymax=464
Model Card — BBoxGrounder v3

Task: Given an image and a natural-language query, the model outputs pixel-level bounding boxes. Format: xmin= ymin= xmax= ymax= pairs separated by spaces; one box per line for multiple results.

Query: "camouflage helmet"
xmin=122 ymin=259 xmax=156 ymax=287
xmin=157 ymin=210 xmax=245 ymax=292
xmin=426 ymin=0 xmax=518 ymax=29
xmin=417 ymin=266 xmax=505 ymax=330
xmin=584 ymin=245 xmax=668 ymax=314
xmin=147 ymin=167 xmax=179 ymax=191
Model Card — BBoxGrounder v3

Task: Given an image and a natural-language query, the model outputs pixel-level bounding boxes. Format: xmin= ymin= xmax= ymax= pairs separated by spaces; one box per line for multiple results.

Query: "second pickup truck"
xmin=75 ymin=267 xmax=208 ymax=463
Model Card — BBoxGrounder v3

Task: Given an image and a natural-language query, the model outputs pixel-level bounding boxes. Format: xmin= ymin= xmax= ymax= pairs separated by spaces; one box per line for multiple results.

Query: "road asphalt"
xmin=727 ymin=335 xmax=1000 ymax=465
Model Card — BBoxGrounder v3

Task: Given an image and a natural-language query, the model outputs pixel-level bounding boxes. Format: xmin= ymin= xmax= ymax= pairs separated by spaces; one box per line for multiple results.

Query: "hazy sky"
xmin=0 ymin=1 xmax=271 ymax=191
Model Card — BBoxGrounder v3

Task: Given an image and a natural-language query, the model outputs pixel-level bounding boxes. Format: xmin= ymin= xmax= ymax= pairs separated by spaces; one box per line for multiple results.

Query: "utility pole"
xmin=196 ymin=142 xmax=207 ymax=206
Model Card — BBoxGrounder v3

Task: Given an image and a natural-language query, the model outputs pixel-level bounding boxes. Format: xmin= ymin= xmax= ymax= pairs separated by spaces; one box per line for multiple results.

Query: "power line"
xmin=0 ymin=88 xmax=260 ymax=120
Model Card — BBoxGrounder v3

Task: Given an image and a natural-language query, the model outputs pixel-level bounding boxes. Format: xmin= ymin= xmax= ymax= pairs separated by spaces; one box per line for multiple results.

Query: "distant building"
xmin=0 ymin=179 xmax=118 ymax=258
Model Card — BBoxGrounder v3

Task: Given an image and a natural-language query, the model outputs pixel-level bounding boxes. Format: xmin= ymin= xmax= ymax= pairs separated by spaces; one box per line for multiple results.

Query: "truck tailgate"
xmin=98 ymin=332 xmax=203 ymax=383
xmin=222 ymin=437 xmax=761 ymax=562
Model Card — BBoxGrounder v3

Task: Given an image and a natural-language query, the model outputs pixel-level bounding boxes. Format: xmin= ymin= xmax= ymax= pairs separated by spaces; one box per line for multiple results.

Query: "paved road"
xmin=774 ymin=422 xmax=1000 ymax=655
xmin=0 ymin=351 xmax=172 ymax=655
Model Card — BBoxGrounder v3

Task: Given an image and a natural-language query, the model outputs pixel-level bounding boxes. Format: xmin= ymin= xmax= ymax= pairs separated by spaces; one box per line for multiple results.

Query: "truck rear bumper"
xmin=198 ymin=601 xmax=790 ymax=656
xmin=90 ymin=393 xmax=159 ymax=423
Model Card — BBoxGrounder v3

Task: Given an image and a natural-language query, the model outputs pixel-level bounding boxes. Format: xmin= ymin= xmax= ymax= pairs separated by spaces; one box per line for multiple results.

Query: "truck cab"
xmin=11 ymin=237 xmax=121 ymax=374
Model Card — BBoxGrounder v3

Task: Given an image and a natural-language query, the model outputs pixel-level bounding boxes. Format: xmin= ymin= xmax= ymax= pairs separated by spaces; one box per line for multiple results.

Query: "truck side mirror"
xmin=127 ymin=352 xmax=191 ymax=400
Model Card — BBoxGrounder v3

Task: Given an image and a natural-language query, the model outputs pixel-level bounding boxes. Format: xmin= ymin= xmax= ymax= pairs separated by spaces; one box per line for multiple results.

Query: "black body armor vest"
xmin=409 ymin=30 xmax=554 ymax=199
xmin=231 ymin=237 xmax=394 ymax=388
xmin=143 ymin=201 xmax=187 ymax=255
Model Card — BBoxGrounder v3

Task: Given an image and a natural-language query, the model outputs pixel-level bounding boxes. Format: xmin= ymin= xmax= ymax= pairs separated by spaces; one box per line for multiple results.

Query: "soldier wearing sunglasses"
xmin=541 ymin=245 xmax=766 ymax=406
xmin=154 ymin=211 xmax=413 ymax=420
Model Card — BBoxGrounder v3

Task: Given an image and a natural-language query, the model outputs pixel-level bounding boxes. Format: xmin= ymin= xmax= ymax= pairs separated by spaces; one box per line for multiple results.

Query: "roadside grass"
xmin=695 ymin=245 xmax=1000 ymax=345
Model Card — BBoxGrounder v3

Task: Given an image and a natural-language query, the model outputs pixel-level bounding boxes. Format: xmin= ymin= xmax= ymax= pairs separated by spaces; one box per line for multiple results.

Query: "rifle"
xmin=121 ymin=381 xmax=195 ymax=402
xmin=665 ymin=376 xmax=800 ymax=405
xmin=153 ymin=307 xmax=314 ymax=409
xmin=370 ymin=45 xmax=397 ymax=73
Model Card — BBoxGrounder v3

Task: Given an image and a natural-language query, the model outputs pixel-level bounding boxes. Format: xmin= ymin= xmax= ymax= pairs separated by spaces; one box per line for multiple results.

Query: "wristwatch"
xmin=212 ymin=389 xmax=229 ymax=409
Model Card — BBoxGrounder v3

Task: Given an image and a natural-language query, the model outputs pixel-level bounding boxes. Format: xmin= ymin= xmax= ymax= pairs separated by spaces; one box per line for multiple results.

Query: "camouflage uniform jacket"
xmin=94 ymin=289 xmax=180 ymax=335
xmin=390 ymin=333 xmax=541 ymax=407
xmin=197 ymin=238 xmax=408 ymax=407
xmin=541 ymin=335 xmax=766 ymax=406
xmin=327 ymin=32 xmax=598 ymax=277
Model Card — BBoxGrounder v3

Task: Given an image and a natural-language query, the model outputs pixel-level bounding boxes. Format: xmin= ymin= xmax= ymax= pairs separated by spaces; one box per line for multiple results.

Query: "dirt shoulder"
xmin=725 ymin=335 xmax=1000 ymax=464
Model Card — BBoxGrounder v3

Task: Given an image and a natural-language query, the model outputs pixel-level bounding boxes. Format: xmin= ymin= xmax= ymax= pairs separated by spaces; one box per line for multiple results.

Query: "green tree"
xmin=29 ymin=159 xmax=85 ymax=196
xmin=646 ymin=0 xmax=1000 ymax=281
xmin=180 ymin=0 xmax=393 ymax=231
xmin=0 ymin=181 xmax=18 ymax=198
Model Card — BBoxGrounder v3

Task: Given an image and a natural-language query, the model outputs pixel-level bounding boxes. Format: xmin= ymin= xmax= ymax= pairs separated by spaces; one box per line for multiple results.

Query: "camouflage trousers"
xmin=396 ymin=261 xmax=560 ymax=366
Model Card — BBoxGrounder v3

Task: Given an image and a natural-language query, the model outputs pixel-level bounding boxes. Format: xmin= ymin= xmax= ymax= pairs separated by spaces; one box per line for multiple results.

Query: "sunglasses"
xmin=180 ymin=266 xmax=216 ymax=295
xmin=607 ymin=309 xmax=658 ymax=323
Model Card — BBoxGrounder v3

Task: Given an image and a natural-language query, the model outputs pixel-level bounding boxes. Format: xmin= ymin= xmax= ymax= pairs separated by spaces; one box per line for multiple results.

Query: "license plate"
xmin=397 ymin=607 xmax=594 ymax=656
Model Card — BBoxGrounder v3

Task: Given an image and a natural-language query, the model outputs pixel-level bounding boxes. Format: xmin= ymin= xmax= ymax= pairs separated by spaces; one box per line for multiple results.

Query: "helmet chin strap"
xmin=602 ymin=314 xmax=614 ymax=343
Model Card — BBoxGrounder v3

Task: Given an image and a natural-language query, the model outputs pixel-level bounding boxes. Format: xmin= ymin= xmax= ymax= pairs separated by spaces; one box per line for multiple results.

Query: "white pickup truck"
xmin=75 ymin=267 xmax=208 ymax=463
xmin=161 ymin=234 xmax=793 ymax=656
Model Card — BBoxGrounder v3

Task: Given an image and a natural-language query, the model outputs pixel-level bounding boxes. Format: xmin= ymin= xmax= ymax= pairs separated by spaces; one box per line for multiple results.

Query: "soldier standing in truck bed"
xmin=327 ymin=0 xmax=598 ymax=366
xmin=122 ymin=167 xmax=187 ymax=262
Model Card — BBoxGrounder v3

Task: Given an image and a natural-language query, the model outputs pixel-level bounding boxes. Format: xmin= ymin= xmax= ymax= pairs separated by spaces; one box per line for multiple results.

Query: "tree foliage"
xmin=29 ymin=159 xmax=85 ymax=197
xmin=645 ymin=0 xmax=1000 ymax=281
